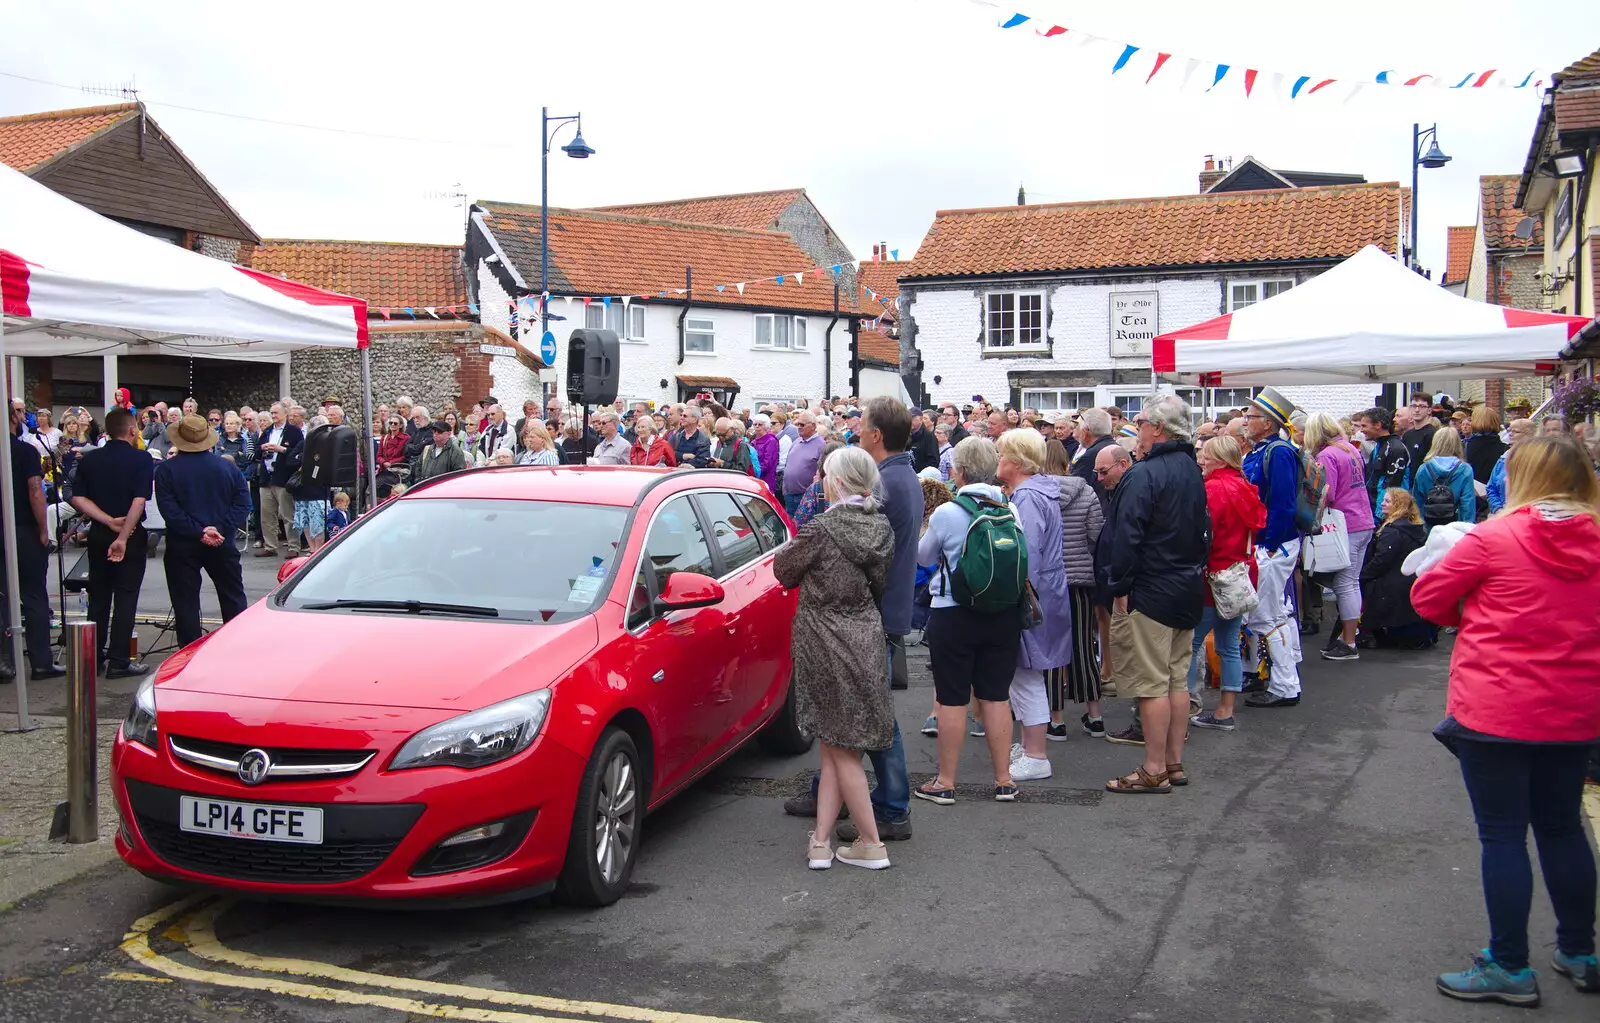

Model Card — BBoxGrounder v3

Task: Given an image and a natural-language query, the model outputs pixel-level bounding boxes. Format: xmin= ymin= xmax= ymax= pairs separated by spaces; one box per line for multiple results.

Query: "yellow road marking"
xmin=122 ymin=896 xmax=761 ymax=1023
xmin=103 ymin=971 xmax=174 ymax=983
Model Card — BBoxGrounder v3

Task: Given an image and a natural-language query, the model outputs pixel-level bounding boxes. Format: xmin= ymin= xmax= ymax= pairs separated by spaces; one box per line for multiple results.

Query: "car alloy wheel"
xmin=595 ymin=750 xmax=637 ymax=886
xmin=557 ymin=727 xmax=645 ymax=906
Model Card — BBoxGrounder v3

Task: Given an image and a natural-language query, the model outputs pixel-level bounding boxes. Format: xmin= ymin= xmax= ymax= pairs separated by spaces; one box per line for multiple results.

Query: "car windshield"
xmin=280 ymin=498 xmax=629 ymax=622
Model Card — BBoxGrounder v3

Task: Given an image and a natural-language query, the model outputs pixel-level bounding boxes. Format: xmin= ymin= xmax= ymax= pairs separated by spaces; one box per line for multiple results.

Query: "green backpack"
xmin=942 ymin=494 xmax=1029 ymax=614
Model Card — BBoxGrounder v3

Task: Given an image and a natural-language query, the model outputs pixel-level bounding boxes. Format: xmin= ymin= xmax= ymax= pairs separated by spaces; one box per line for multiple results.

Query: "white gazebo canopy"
xmin=1 ymin=162 xmax=371 ymax=729
xmin=1153 ymin=245 xmax=1590 ymax=386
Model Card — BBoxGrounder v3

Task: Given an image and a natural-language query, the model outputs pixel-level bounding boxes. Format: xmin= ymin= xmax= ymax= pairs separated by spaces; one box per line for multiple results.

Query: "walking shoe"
xmin=1188 ymin=695 xmax=1202 ymax=718
xmin=783 ymin=792 xmax=830 ymax=818
xmin=254 ymin=547 xmax=276 ymax=557
xmin=31 ymin=663 xmax=66 ymax=680
xmin=968 ymin=718 xmax=986 ymax=738
xmin=1299 ymin=618 xmax=1320 ymax=637
xmin=1244 ymin=692 xmax=1300 ymax=708
xmin=105 ymin=662 xmax=151 ymax=679
xmin=834 ymin=839 xmax=891 ymax=870
xmin=1011 ymin=754 xmax=1053 ymax=781
xmin=1551 ymin=950 xmax=1600 ymax=992
xmin=1081 ymin=714 xmax=1106 ymax=738
xmin=834 ymin=818 xmax=912 ymax=842
xmin=1436 ymin=950 xmax=1540 ymax=1006
xmin=921 ymin=715 xmax=938 ymax=737
xmin=1046 ymin=722 xmax=1070 ymax=742
xmin=1190 ymin=710 xmax=1236 ymax=731
xmin=806 ymin=832 xmax=832 ymax=870
xmin=1321 ymin=641 xmax=1360 ymax=661
xmin=1241 ymin=677 xmax=1267 ymax=694
xmin=1105 ymin=724 xmax=1145 ymax=746
xmin=993 ymin=784 xmax=1018 ymax=802
xmin=913 ymin=781 xmax=956 ymax=805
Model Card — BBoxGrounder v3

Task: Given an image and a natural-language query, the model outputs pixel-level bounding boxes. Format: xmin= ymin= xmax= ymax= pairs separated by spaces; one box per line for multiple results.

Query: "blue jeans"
xmin=1456 ymin=738 xmax=1597 ymax=970
xmin=1186 ymin=606 xmax=1244 ymax=696
xmin=809 ymin=640 xmax=911 ymax=823
xmin=783 ymin=492 xmax=802 ymax=516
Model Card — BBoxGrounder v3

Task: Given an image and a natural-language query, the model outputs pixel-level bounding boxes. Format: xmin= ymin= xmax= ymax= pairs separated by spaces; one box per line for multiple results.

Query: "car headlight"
xmin=390 ymin=690 xmax=552 ymax=771
xmin=124 ymin=678 xmax=158 ymax=749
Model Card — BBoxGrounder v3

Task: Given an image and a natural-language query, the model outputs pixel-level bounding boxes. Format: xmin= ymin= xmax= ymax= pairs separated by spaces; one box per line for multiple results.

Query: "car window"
xmin=698 ymin=492 xmax=764 ymax=572
xmin=643 ymin=496 xmax=714 ymax=594
xmin=735 ymin=493 xmax=788 ymax=551
xmin=625 ymin=562 xmax=654 ymax=629
xmin=282 ymin=498 xmax=627 ymax=622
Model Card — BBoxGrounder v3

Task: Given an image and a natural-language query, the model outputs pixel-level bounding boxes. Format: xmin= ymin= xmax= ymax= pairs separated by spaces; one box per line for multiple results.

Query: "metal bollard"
xmin=61 ymin=621 xmax=98 ymax=843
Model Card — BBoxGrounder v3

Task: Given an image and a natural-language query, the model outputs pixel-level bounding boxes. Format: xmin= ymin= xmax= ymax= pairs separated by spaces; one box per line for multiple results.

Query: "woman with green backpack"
xmin=1411 ymin=427 xmax=1477 ymax=530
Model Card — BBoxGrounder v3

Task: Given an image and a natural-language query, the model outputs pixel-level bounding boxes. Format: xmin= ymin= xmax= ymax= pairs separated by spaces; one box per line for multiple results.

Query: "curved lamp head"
xmin=562 ymin=130 xmax=595 ymax=159
xmin=1419 ymin=138 xmax=1451 ymax=170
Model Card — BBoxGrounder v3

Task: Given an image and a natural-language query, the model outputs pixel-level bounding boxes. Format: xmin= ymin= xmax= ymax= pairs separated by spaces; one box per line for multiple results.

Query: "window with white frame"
xmin=1113 ymin=394 xmax=1148 ymax=414
xmin=1207 ymin=386 xmax=1259 ymax=409
xmin=626 ymin=304 xmax=646 ymax=341
xmin=754 ymin=314 xmax=809 ymax=350
xmin=1227 ymin=278 xmax=1294 ymax=312
xmin=1022 ymin=389 xmax=1096 ymax=412
xmin=685 ymin=317 xmax=715 ymax=354
xmin=985 ymin=291 xmax=1046 ymax=349
xmin=585 ymin=301 xmax=627 ymax=335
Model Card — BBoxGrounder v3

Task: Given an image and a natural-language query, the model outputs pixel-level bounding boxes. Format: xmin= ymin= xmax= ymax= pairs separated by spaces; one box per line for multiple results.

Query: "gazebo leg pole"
xmin=360 ymin=346 xmax=377 ymax=513
xmin=0 ymin=314 xmax=35 ymax=730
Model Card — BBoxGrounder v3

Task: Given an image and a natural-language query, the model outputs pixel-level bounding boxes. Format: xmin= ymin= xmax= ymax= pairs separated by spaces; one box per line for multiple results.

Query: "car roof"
xmin=405 ymin=465 xmax=764 ymax=508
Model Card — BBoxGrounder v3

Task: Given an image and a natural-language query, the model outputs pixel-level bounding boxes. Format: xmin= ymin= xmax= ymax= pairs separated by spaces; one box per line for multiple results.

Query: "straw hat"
xmin=168 ymin=414 xmax=217 ymax=452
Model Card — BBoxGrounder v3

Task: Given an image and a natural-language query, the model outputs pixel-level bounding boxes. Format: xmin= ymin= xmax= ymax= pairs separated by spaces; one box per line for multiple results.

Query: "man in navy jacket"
xmin=155 ymin=416 xmax=253 ymax=647
xmin=1240 ymin=387 xmax=1304 ymax=708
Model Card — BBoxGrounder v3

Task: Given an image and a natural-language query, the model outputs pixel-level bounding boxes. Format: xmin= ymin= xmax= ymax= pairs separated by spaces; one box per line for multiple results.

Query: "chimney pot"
xmin=1204 ymin=155 xmax=1215 ymax=171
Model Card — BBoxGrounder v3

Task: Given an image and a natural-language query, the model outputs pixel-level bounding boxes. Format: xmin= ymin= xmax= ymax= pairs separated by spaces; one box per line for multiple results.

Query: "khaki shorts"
xmin=1111 ymin=608 xmax=1194 ymax=699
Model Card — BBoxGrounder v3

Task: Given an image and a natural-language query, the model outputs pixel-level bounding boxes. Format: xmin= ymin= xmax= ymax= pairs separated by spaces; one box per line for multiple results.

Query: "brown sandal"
xmin=1105 ymin=765 xmax=1172 ymax=794
xmin=1167 ymin=762 xmax=1188 ymax=787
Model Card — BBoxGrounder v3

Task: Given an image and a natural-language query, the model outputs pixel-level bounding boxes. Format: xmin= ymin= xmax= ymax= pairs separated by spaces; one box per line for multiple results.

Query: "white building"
xmin=466 ymin=192 xmax=893 ymax=412
xmin=898 ymin=170 xmax=1411 ymax=419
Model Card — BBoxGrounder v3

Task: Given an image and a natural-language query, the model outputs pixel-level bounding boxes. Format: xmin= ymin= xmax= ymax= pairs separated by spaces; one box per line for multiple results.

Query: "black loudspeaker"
xmin=63 ymin=552 xmax=91 ymax=593
xmin=304 ymin=424 xmax=359 ymax=488
xmin=566 ymin=329 xmax=620 ymax=407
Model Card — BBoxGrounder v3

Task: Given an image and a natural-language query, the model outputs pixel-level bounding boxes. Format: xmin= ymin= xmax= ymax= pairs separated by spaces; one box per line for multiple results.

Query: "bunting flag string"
xmin=979 ymin=3 xmax=1546 ymax=99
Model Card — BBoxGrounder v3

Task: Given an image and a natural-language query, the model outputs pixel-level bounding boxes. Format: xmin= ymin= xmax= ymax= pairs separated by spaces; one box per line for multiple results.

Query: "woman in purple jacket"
xmin=996 ymin=429 xmax=1073 ymax=783
xmin=751 ymin=414 xmax=780 ymax=495
xmin=1306 ymin=413 xmax=1376 ymax=661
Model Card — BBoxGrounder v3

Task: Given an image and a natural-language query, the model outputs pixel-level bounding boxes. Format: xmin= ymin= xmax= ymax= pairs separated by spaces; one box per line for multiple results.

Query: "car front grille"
xmin=168 ymin=734 xmax=376 ymax=782
xmin=124 ymin=779 xmax=423 ymax=885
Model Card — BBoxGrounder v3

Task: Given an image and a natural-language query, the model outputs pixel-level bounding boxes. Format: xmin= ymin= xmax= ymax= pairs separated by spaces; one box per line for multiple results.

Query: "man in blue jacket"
xmin=1240 ymin=387 xmax=1303 ymax=708
xmin=155 ymin=416 xmax=253 ymax=647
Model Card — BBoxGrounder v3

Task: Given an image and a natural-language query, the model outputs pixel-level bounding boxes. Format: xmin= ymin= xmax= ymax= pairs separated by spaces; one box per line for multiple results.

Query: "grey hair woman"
xmin=774 ymin=445 xmax=896 ymax=871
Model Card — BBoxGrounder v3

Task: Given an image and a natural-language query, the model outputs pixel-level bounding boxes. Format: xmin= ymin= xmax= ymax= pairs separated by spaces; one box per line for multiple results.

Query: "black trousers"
xmin=87 ymin=524 xmax=148 ymax=668
xmin=163 ymin=535 xmax=249 ymax=648
xmin=1 ymin=533 xmax=55 ymax=668
xmin=248 ymin=478 xmax=262 ymax=542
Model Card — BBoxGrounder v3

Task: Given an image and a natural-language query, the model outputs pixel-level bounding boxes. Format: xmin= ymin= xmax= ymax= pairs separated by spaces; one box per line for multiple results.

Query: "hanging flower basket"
xmin=1551 ymin=375 xmax=1600 ymax=420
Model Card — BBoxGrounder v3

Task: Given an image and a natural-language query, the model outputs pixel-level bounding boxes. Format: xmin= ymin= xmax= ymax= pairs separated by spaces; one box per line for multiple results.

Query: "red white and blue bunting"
xmin=973 ymin=2 xmax=1546 ymax=102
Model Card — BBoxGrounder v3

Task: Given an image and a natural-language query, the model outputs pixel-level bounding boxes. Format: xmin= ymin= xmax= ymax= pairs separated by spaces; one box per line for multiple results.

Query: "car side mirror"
xmin=654 ymin=572 xmax=724 ymax=612
xmin=277 ymin=557 xmax=310 ymax=584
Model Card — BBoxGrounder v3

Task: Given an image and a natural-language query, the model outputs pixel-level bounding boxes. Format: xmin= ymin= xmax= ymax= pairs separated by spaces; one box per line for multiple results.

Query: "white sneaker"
xmin=1011 ymin=754 xmax=1053 ymax=781
xmin=806 ymin=831 xmax=832 ymax=870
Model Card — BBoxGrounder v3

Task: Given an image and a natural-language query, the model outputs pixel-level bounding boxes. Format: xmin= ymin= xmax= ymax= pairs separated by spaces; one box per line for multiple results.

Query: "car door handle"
xmin=724 ymin=614 xmax=741 ymax=634
xmin=651 ymin=670 xmax=665 ymax=684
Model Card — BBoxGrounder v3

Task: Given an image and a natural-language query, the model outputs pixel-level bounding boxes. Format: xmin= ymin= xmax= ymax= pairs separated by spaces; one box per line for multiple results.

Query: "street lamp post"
xmin=539 ymin=107 xmax=595 ymax=413
xmin=1410 ymin=122 xmax=1451 ymax=274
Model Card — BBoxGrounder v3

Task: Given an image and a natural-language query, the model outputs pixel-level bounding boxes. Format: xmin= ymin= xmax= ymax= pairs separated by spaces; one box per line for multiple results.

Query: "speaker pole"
xmin=578 ymin=404 xmax=590 ymax=465
xmin=359 ymin=347 xmax=377 ymax=514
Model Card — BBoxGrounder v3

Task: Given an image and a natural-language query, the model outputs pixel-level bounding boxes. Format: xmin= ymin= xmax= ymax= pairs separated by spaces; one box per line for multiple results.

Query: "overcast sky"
xmin=4 ymin=0 xmax=1597 ymax=281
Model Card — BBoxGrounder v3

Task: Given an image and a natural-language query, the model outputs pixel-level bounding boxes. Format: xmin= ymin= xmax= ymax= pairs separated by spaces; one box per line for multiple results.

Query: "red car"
xmin=111 ymin=466 xmax=808 ymax=906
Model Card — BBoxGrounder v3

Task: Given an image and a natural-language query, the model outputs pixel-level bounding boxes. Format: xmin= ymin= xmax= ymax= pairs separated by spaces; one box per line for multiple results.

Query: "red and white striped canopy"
xmin=1153 ymin=246 xmax=1589 ymax=386
xmin=0 ymin=162 xmax=366 ymax=356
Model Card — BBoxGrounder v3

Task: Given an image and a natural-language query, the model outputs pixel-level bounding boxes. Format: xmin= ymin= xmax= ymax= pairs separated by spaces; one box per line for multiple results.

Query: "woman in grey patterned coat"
xmin=773 ymin=446 xmax=896 ymax=871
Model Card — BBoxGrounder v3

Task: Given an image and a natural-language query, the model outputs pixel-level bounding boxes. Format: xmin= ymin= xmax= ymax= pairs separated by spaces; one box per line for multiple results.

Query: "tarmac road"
xmin=1 ymin=628 xmax=1595 ymax=1023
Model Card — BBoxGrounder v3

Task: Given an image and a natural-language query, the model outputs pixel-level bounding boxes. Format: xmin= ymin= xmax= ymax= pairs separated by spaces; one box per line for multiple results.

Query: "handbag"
xmin=1207 ymin=528 xmax=1260 ymax=620
xmin=1302 ymin=506 xmax=1351 ymax=582
xmin=1019 ymin=580 xmax=1043 ymax=631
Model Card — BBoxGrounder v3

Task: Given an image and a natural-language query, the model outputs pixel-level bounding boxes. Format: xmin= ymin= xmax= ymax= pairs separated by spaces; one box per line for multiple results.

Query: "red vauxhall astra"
xmin=111 ymin=466 xmax=808 ymax=906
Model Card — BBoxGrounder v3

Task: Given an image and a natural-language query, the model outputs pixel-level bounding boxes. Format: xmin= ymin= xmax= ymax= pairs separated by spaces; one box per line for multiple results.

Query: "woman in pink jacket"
xmin=1411 ymin=436 xmax=1600 ymax=1006
xmin=1305 ymin=413 xmax=1375 ymax=662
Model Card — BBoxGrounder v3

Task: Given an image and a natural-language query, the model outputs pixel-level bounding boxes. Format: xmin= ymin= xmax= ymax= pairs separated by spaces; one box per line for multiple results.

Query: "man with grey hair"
xmin=1100 ymin=394 xmax=1207 ymax=792
xmin=1071 ymin=406 xmax=1117 ymax=498
xmin=782 ymin=411 xmax=824 ymax=514
xmin=590 ymin=410 xmax=631 ymax=465
xmin=253 ymin=401 xmax=302 ymax=557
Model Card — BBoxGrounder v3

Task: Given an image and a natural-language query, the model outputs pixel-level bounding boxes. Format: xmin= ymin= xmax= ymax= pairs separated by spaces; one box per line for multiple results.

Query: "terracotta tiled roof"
xmin=0 ymin=102 xmax=138 ymax=174
xmin=1444 ymin=226 xmax=1475 ymax=285
xmin=677 ymin=375 xmax=741 ymax=389
xmin=1479 ymin=175 xmax=1543 ymax=250
xmin=903 ymin=183 xmax=1403 ymax=278
xmin=858 ymin=261 xmax=907 ymax=321
xmin=589 ymin=189 xmax=805 ymax=232
xmin=250 ymin=240 xmax=468 ymax=310
xmin=857 ymin=328 xmax=900 ymax=366
xmin=1555 ymin=46 xmax=1600 ymax=81
xmin=476 ymin=203 xmax=858 ymax=316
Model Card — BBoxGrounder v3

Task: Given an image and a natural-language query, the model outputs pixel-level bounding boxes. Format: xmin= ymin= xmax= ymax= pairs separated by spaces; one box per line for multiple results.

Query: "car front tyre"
xmin=556 ymin=727 xmax=643 ymax=907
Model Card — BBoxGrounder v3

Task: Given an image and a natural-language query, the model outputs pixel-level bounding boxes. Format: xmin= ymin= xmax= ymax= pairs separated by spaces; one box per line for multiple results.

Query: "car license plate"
xmin=178 ymin=796 xmax=324 ymax=845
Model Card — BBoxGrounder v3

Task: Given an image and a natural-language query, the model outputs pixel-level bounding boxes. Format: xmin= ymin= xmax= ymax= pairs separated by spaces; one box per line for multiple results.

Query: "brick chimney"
xmin=1199 ymin=154 xmax=1227 ymax=193
xmin=871 ymin=244 xmax=880 ymax=262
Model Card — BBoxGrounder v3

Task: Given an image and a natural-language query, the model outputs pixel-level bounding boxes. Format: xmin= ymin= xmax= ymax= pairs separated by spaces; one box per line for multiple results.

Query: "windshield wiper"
xmin=300 ymin=599 xmax=500 ymax=618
